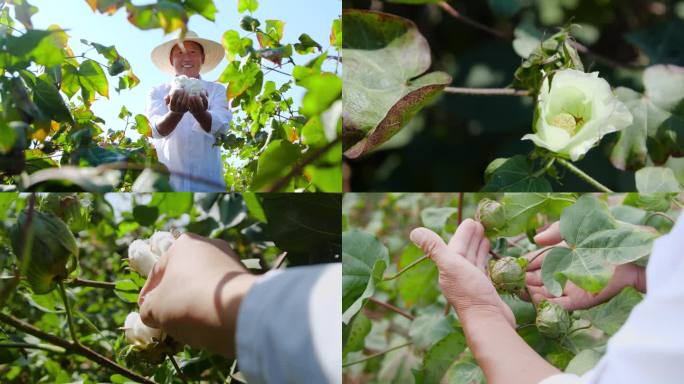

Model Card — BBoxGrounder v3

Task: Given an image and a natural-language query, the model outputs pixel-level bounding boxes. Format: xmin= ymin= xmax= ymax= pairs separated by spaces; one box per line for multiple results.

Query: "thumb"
xmin=410 ymin=227 xmax=449 ymax=269
xmin=139 ymin=291 xmax=162 ymax=329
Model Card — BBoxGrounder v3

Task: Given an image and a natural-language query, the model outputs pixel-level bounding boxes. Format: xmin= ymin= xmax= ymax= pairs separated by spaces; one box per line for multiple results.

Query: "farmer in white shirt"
xmin=145 ymin=31 xmax=232 ymax=192
xmin=410 ymin=217 xmax=684 ymax=384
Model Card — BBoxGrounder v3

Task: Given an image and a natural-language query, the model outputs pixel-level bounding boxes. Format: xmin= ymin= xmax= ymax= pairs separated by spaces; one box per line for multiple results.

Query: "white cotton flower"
xmin=123 ymin=312 xmax=163 ymax=348
xmin=522 ymin=69 xmax=633 ymax=161
xmin=150 ymin=231 xmax=175 ymax=256
xmin=128 ymin=239 xmax=158 ymax=277
xmin=172 ymin=75 xmax=205 ymax=97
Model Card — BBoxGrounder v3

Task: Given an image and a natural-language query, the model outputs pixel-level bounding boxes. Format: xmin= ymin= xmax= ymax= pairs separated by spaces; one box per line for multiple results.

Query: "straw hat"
xmin=151 ymin=30 xmax=225 ymax=75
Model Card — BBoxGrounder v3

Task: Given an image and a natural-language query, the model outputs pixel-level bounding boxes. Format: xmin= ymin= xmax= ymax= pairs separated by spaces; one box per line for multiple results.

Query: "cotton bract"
xmin=123 ymin=312 xmax=164 ymax=348
xmin=172 ymin=75 xmax=205 ymax=96
xmin=522 ymin=69 xmax=632 ymax=161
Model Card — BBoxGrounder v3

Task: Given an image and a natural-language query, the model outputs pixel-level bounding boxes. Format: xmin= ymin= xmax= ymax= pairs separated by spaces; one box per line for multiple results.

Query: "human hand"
xmin=167 ymin=88 xmax=190 ymax=114
xmin=410 ymin=219 xmax=515 ymax=327
xmin=523 ymin=222 xmax=644 ymax=310
xmin=138 ymin=233 xmax=256 ymax=358
xmin=188 ymin=91 xmax=209 ymax=115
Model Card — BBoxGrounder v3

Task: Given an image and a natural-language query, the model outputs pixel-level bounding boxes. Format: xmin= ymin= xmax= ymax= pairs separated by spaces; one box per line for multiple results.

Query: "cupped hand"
xmin=410 ymin=219 xmax=515 ymax=327
xmin=167 ymin=88 xmax=190 ymax=113
xmin=523 ymin=222 xmax=643 ymax=310
xmin=138 ymin=233 xmax=256 ymax=358
xmin=188 ymin=92 xmax=209 ymax=115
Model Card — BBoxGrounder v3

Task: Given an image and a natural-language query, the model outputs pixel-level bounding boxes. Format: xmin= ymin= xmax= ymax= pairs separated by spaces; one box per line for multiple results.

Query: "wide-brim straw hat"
xmin=151 ymin=30 xmax=224 ymax=75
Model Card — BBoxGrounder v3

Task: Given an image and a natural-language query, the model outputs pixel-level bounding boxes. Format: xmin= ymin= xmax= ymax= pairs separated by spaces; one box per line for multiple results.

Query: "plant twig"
xmin=383 ymin=255 xmax=429 ymax=281
xmin=444 ymin=87 xmax=530 ymax=96
xmin=438 ymin=1 xmax=641 ymax=71
xmin=168 ymin=353 xmax=189 ymax=384
xmin=445 ymin=192 xmax=465 ymax=316
xmin=266 ymin=136 xmax=341 ymax=192
xmin=556 ymin=158 xmax=613 ymax=192
xmin=68 ymin=278 xmax=117 ymax=289
xmin=0 ymin=342 xmax=66 ymax=354
xmin=489 ymin=250 xmax=502 ymax=259
xmin=342 ymin=342 xmax=413 ymax=367
xmin=58 ymin=282 xmax=79 ymax=346
xmin=438 ymin=2 xmax=508 ymax=39
xmin=368 ymin=297 xmax=415 ymax=321
xmin=272 ymin=251 xmax=288 ymax=270
xmin=0 ymin=312 xmax=155 ymax=384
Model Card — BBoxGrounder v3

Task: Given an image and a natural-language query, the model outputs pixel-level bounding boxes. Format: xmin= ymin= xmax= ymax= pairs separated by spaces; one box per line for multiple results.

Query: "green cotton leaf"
xmin=132 ymin=205 xmax=159 ymax=226
xmin=343 ymin=313 xmax=372 ymax=359
xmin=408 ymin=314 xmax=455 ymax=350
xmin=294 ymin=33 xmax=322 ymax=54
xmin=559 ymin=195 xmax=616 ymax=246
xmin=6 ymin=29 xmax=65 ymax=67
xmin=397 ymin=244 xmax=439 ymax=308
xmin=552 ymin=227 xmax=657 ymax=294
xmin=625 ymin=19 xmax=684 ymax=66
xmin=149 ymin=192 xmax=193 ymax=218
xmin=420 ymin=207 xmax=458 ymax=233
xmin=298 ymin=72 xmax=342 ymax=118
xmin=33 ymin=76 xmax=73 ymax=124
xmin=184 ymin=0 xmax=217 ymax=21
xmin=565 ymin=349 xmax=604 ymax=376
xmin=218 ymin=193 xmax=247 ymax=227
xmin=7 ymin=0 xmax=38 ymax=29
xmin=114 ymin=278 xmax=140 ymax=303
xmin=577 ymin=287 xmax=643 ymax=336
xmin=330 ymin=18 xmax=341 ymax=50
xmin=418 ymin=332 xmax=466 ymax=384
xmin=541 ymin=247 xmax=571 ymax=297
xmin=495 ymin=193 xmax=574 ymax=237
xmin=222 ymin=30 xmax=252 ymax=60
xmin=481 ymin=155 xmax=552 ymax=192
xmin=219 ymin=60 xmax=261 ymax=99
xmin=237 ymin=0 xmax=259 ymax=13
xmin=342 ymin=229 xmax=389 ymax=324
xmin=635 ymin=167 xmax=681 ymax=192
xmin=260 ymin=194 xmax=340 ymax=266
xmin=342 ymin=9 xmax=451 ymax=158
xmin=134 ymin=114 xmax=151 ymax=137
xmin=251 ymin=139 xmax=300 ymax=191
xmin=79 ymin=59 xmax=109 ymax=98
xmin=610 ymin=65 xmax=684 ymax=167
xmin=0 ymin=123 xmax=18 ymax=154
xmin=243 ymin=192 xmax=267 ymax=222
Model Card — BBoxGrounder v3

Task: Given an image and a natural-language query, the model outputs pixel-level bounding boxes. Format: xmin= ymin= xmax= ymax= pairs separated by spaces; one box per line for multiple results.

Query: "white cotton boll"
xmin=123 ymin=312 xmax=163 ymax=348
xmin=150 ymin=231 xmax=175 ymax=256
xmin=172 ymin=75 xmax=204 ymax=97
xmin=128 ymin=239 xmax=159 ymax=277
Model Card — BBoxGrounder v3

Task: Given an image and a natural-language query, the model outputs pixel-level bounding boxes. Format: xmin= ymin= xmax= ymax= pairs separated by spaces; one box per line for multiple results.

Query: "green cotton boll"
xmin=475 ymin=198 xmax=506 ymax=230
xmin=9 ymin=210 xmax=79 ymax=294
xmin=536 ymin=300 xmax=572 ymax=338
xmin=489 ymin=256 xmax=528 ymax=294
xmin=522 ymin=69 xmax=633 ymax=161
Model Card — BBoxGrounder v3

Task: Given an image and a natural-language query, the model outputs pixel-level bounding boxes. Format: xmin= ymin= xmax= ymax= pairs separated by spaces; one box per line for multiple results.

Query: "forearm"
xmin=156 ymin=111 xmax=184 ymax=136
xmin=460 ymin=308 xmax=560 ymax=384
xmin=192 ymin=110 xmax=212 ymax=133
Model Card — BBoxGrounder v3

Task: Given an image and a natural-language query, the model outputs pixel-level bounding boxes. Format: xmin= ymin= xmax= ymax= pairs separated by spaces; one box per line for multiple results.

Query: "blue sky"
xmin=28 ymin=0 xmax=341 ymax=138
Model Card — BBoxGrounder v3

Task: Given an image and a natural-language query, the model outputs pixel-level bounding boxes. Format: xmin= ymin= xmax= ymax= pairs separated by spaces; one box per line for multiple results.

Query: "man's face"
xmin=170 ymin=41 xmax=205 ymax=78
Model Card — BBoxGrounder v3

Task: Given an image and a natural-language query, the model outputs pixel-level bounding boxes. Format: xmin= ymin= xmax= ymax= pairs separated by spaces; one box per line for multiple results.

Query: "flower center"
xmin=550 ymin=112 xmax=583 ymax=135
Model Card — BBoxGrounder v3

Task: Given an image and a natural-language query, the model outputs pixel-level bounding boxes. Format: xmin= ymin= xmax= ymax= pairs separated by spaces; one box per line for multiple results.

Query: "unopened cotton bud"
xmin=128 ymin=239 xmax=158 ymax=277
xmin=123 ymin=312 xmax=163 ymax=348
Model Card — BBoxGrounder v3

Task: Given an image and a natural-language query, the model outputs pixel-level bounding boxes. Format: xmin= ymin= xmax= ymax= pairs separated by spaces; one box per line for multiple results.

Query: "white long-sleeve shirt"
xmin=541 ymin=216 xmax=684 ymax=384
xmin=236 ymin=263 xmax=342 ymax=384
xmin=145 ymin=78 xmax=232 ymax=192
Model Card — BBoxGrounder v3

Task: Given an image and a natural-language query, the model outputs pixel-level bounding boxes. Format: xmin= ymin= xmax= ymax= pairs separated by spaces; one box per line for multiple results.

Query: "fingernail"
xmin=410 ymin=228 xmax=427 ymax=244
